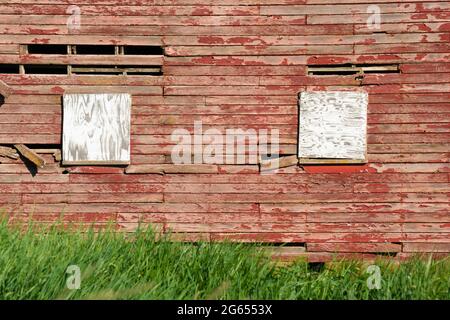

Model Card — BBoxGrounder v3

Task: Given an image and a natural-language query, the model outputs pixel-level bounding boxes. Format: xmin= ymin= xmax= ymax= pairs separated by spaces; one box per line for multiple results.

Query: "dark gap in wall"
xmin=308 ymin=63 xmax=400 ymax=76
xmin=20 ymin=44 xmax=164 ymax=75
xmin=371 ymin=252 xmax=398 ymax=257
xmin=16 ymin=153 xmax=38 ymax=176
xmin=308 ymin=262 xmax=325 ymax=272
xmin=268 ymin=242 xmax=306 ymax=247
xmin=123 ymin=45 xmax=164 ymax=55
xmin=363 ymin=69 xmax=399 ymax=74
xmin=23 ymin=143 xmax=61 ymax=149
xmin=0 ymin=95 xmax=4 ymax=107
xmin=24 ymin=64 xmax=68 ymax=74
xmin=311 ymin=70 xmax=356 ymax=76
xmin=24 ymin=44 xmax=164 ymax=57
xmin=75 ymin=45 xmax=116 ymax=55
xmin=0 ymin=64 xmax=20 ymax=74
xmin=27 ymin=44 xmax=67 ymax=54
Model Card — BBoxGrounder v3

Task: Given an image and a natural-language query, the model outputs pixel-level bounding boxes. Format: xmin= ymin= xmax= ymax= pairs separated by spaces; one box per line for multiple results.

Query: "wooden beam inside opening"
xmin=298 ymin=158 xmax=367 ymax=164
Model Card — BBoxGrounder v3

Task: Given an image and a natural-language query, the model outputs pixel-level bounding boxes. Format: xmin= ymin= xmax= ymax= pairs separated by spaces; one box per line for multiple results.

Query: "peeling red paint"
xmin=303 ymin=165 xmax=377 ymax=174
xmin=191 ymin=7 xmax=213 ymax=15
xmin=198 ymin=36 xmax=225 ymax=44
xmin=50 ymin=86 xmax=65 ymax=94
xmin=227 ymin=37 xmax=267 ymax=46
xmin=307 ymin=56 xmax=350 ymax=64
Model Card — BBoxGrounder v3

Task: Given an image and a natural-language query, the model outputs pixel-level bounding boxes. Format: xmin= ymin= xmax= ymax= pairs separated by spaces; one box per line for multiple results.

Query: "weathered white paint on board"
xmin=298 ymin=91 xmax=368 ymax=160
xmin=63 ymin=93 xmax=131 ymax=165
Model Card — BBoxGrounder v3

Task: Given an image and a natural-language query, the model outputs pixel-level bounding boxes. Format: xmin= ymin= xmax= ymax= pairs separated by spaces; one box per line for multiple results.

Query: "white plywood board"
xmin=298 ymin=91 xmax=368 ymax=161
xmin=63 ymin=93 xmax=131 ymax=165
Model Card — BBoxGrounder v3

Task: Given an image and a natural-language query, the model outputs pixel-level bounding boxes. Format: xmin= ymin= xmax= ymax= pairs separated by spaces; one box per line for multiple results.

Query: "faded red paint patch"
xmin=191 ymin=7 xmax=213 ymax=15
xmin=50 ymin=86 xmax=65 ymax=94
xmin=362 ymin=183 xmax=391 ymax=193
xmin=31 ymin=38 xmax=50 ymax=44
xmin=438 ymin=23 xmax=450 ymax=32
xmin=231 ymin=9 xmax=251 ymax=15
xmin=227 ymin=37 xmax=267 ymax=45
xmin=307 ymin=56 xmax=350 ymax=64
xmin=411 ymin=13 xmax=428 ymax=20
xmin=415 ymin=23 xmax=432 ymax=32
xmin=415 ymin=53 xmax=427 ymax=61
xmin=191 ymin=56 xmax=246 ymax=65
xmin=356 ymin=54 xmax=401 ymax=63
xmin=198 ymin=36 xmax=225 ymax=44
xmin=26 ymin=27 xmax=60 ymax=35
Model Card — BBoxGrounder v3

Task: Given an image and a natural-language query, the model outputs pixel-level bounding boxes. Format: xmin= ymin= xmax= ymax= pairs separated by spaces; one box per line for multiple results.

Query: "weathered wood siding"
xmin=0 ymin=0 xmax=449 ymax=261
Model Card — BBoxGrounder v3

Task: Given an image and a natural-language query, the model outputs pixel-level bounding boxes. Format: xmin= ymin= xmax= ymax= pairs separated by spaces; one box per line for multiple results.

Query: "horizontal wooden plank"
xmin=163 ymin=33 xmax=450 ymax=46
xmin=67 ymin=173 xmax=448 ymax=184
xmin=164 ymin=192 xmax=448 ymax=203
xmin=0 ymin=24 xmax=354 ymax=35
xmin=261 ymin=3 xmax=450 ymax=15
xmin=165 ymin=45 xmax=354 ymax=56
xmin=308 ymin=12 xmax=450 ymax=24
xmin=0 ymin=15 xmax=308 ymax=27
xmin=125 ymin=164 xmax=218 ymax=174
xmin=22 ymin=192 xmax=164 ymax=203
xmin=403 ymin=243 xmax=450 ymax=252
xmin=307 ymin=243 xmax=402 ymax=253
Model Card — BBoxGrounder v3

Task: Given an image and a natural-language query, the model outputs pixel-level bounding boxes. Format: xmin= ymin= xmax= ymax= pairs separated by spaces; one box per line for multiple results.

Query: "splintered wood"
xmin=62 ymin=93 xmax=131 ymax=165
xmin=0 ymin=146 xmax=19 ymax=159
xmin=298 ymin=91 xmax=368 ymax=163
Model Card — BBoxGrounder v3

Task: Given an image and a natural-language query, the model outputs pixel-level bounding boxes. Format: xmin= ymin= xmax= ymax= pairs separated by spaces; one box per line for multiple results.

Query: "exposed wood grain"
xmin=62 ymin=93 xmax=131 ymax=165
xmin=298 ymin=91 xmax=368 ymax=162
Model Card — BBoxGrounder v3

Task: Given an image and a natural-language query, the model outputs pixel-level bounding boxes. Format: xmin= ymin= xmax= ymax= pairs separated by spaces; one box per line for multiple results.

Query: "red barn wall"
xmin=0 ymin=0 xmax=449 ymax=261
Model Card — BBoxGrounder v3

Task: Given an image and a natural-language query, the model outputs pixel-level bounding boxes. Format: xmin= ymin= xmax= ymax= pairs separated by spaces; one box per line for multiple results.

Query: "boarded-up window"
xmin=62 ymin=93 xmax=131 ymax=165
xmin=298 ymin=91 xmax=368 ymax=164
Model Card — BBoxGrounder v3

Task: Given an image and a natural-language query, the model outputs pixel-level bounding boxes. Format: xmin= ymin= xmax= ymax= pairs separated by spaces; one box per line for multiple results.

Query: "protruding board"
xmin=63 ymin=93 xmax=131 ymax=165
xmin=298 ymin=91 xmax=368 ymax=163
xmin=0 ymin=79 xmax=12 ymax=98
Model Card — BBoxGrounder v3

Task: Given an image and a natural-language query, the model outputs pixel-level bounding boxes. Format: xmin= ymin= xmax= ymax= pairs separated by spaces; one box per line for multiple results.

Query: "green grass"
xmin=0 ymin=219 xmax=448 ymax=300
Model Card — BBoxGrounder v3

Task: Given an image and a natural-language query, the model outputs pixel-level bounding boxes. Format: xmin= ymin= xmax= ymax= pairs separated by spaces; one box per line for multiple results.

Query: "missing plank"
xmin=24 ymin=64 xmax=68 ymax=75
xmin=27 ymin=44 xmax=68 ymax=55
xmin=307 ymin=63 xmax=400 ymax=76
xmin=11 ymin=44 xmax=165 ymax=76
xmin=0 ymin=64 xmax=20 ymax=74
